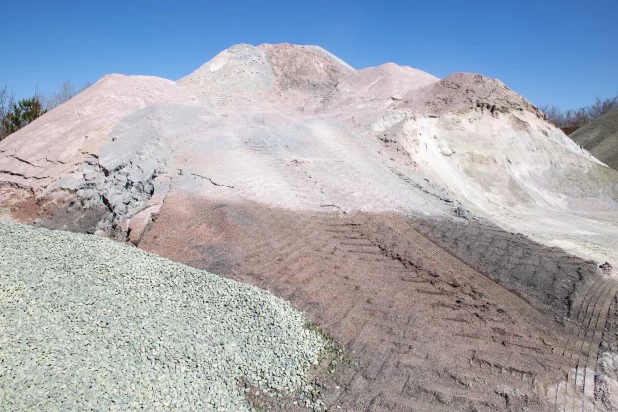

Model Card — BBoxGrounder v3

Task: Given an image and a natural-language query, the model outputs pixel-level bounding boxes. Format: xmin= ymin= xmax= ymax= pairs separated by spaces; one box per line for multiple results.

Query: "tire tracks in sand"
xmin=140 ymin=200 xmax=612 ymax=411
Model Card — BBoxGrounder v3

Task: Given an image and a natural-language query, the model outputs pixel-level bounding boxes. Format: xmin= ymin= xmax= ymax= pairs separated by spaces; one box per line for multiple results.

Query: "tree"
xmin=540 ymin=93 xmax=618 ymax=134
xmin=587 ymin=95 xmax=618 ymax=120
xmin=0 ymin=79 xmax=91 ymax=140
xmin=1 ymin=96 xmax=46 ymax=136
xmin=43 ymin=80 xmax=92 ymax=111
xmin=0 ymin=86 xmax=15 ymax=140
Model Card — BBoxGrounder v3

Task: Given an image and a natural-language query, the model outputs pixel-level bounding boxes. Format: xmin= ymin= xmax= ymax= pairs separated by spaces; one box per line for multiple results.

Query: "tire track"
xmin=379 ymin=215 xmax=563 ymax=337
xmin=563 ymin=281 xmax=608 ymax=411
xmin=554 ymin=276 xmax=618 ymax=411
xmin=314 ymin=214 xmax=563 ymax=409
xmin=557 ymin=276 xmax=605 ymax=409
xmin=573 ymin=280 xmax=615 ymax=410
xmin=386 ymin=216 xmax=618 ymax=411
xmin=582 ymin=283 xmax=618 ymax=411
xmin=142 ymin=202 xmax=576 ymax=411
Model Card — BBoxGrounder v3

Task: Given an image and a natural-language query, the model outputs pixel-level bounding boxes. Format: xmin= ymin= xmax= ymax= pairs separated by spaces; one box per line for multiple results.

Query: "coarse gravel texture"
xmin=570 ymin=106 xmax=618 ymax=171
xmin=0 ymin=221 xmax=327 ymax=411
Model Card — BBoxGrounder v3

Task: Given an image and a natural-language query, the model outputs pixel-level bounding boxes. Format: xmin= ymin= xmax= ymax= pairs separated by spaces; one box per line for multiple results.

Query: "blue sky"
xmin=1 ymin=0 xmax=616 ymax=110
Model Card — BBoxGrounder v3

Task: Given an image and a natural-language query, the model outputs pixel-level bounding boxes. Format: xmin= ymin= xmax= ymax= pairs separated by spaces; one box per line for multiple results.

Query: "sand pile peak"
xmin=177 ymin=44 xmax=274 ymax=107
xmin=394 ymin=72 xmax=544 ymax=117
xmin=259 ymin=43 xmax=354 ymax=90
xmin=0 ymin=42 xmax=616 ymax=267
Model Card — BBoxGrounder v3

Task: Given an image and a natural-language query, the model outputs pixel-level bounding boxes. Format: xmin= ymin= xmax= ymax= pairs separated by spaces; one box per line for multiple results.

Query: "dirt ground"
xmin=127 ymin=194 xmax=615 ymax=411
xmin=410 ymin=217 xmax=601 ymax=320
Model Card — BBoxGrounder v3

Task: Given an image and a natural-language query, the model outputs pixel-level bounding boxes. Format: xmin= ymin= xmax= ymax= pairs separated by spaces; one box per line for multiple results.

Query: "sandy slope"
xmin=0 ymin=75 xmax=193 ymax=188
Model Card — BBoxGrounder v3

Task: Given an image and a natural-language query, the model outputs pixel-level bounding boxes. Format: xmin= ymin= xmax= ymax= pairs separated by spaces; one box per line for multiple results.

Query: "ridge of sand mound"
xmin=177 ymin=44 xmax=274 ymax=108
xmin=570 ymin=107 xmax=618 ymax=171
xmin=365 ymin=101 xmax=618 ymax=263
xmin=398 ymin=72 xmax=542 ymax=115
xmin=259 ymin=43 xmax=355 ymax=91
xmin=0 ymin=74 xmax=194 ymax=190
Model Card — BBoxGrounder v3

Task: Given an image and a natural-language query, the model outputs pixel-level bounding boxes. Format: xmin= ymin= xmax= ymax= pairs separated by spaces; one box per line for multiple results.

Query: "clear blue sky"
xmin=1 ymin=0 xmax=616 ymax=110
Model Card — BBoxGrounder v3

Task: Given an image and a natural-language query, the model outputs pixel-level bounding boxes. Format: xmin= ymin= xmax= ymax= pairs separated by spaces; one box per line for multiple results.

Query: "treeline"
xmin=0 ymin=81 xmax=91 ymax=140
xmin=540 ymin=94 xmax=618 ymax=134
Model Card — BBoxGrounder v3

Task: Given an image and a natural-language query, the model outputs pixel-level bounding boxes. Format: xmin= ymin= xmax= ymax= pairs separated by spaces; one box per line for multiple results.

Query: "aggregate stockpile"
xmin=0 ymin=221 xmax=327 ymax=410
xmin=2 ymin=44 xmax=618 ymax=410
xmin=1 ymin=44 xmax=616 ymax=265
xmin=570 ymin=106 xmax=618 ymax=171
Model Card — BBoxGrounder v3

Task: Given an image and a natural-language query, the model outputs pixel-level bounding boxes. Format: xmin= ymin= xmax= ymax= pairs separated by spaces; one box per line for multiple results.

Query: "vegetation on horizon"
xmin=0 ymin=81 xmax=91 ymax=141
xmin=43 ymin=80 xmax=92 ymax=112
xmin=1 ymin=95 xmax=46 ymax=137
xmin=540 ymin=94 xmax=618 ymax=135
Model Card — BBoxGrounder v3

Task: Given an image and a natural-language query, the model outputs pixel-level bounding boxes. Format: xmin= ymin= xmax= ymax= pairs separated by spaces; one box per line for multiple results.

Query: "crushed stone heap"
xmin=0 ymin=221 xmax=326 ymax=410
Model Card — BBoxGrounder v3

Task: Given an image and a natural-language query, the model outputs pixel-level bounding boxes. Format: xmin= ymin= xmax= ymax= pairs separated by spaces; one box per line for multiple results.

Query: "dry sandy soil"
xmin=1 ymin=43 xmax=618 ymax=410
xmin=134 ymin=195 xmax=617 ymax=411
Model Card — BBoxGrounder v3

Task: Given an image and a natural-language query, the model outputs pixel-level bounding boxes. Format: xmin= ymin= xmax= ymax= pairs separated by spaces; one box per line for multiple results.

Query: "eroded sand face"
xmin=387 ymin=109 xmax=618 ymax=265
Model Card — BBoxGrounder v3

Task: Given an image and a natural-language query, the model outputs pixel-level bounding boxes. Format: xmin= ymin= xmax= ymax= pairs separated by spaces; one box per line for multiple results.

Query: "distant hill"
xmin=570 ymin=107 xmax=618 ymax=170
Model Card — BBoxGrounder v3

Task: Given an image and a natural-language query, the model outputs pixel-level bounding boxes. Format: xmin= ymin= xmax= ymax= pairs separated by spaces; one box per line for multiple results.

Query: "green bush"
xmin=0 ymin=80 xmax=90 ymax=141
xmin=1 ymin=96 xmax=46 ymax=138
xmin=0 ymin=86 xmax=15 ymax=140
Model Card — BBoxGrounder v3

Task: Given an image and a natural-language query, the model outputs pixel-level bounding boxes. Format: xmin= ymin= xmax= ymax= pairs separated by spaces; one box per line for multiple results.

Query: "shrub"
xmin=0 ymin=86 xmax=15 ymax=140
xmin=541 ymin=94 xmax=618 ymax=134
xmin=0 ymin=80 xmax=90 ymax=140
xmin=1 ymin=96 xmax=46 ymax=137
xmin=43 ymin=80 xmax=91 ymax=111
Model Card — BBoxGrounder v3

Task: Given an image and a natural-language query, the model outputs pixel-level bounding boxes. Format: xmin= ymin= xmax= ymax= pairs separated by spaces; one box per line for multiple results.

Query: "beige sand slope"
xmin=571 ymin=106 xmax=618 ymax=171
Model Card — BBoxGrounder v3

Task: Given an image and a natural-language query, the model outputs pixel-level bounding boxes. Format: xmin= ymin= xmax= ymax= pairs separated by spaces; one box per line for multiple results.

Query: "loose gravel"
xmin=0 ymin=222 xmax=327 ymax=410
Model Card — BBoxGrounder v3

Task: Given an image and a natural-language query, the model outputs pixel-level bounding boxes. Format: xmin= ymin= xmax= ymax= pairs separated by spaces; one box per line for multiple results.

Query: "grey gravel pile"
xmin=0 ymin=222 xmax=326 ymax=410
